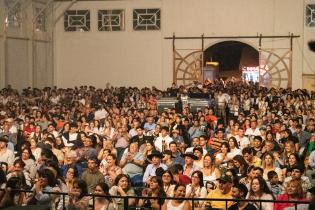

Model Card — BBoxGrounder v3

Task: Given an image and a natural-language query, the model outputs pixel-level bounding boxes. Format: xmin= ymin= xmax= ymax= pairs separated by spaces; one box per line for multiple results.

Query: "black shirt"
xmin=228 ymin=203 xmax=257 ymax=210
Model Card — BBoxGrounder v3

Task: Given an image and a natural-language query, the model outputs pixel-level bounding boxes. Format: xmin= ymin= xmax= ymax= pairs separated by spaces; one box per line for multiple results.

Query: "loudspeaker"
xmin=188 ymin=98 xmax=210 ymax=113
xmin=157 ymin=98 xmax=178 ymax=113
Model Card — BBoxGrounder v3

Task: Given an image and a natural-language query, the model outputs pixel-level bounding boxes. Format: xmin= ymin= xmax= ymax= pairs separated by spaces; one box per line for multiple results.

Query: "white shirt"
xmin=0 ymin=148 xmax=15 ymax=167
xmin=9 ymin=125 xmax=18 ymax=134
xmin=94 ymin=108 xmax=108 ymax=120
xmin=62 ymin=132 xmax=78 ymax=147
xmin=143 ymin=163 xmax=168 ymax=183
xmin=235 ymin=135 xmax=250 ymax=149
xmin=245 ymin=127 xmax=261 ymax=137
xmin=154 ymin=135 xmax=173 ymax=152
xmin=227 ymin=148 xmax=242 ymax=159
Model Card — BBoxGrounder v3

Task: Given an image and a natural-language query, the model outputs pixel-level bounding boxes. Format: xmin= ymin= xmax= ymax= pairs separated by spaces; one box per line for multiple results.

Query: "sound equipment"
xmin=188 ymin=98 xmax=210 ymax=113
xmin=157 ymin=97 xmax=178 ymax=113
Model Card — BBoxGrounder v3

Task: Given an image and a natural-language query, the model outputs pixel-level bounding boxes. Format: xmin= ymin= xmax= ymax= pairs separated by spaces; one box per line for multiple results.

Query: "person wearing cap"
xmin=206 ymin=173 xmax=233 ymax=210
xmin=182 ymin=152 xmax=200 ymax=177
xmin=154 ymin=126 xmax=173 ymax=152
xmin=228 ymin=183 xmax=257 ymax=210
xmin=0 ymin=136 xmax=14 ymax=168
xmin=143 ymin=151 xmax=167 ymax=184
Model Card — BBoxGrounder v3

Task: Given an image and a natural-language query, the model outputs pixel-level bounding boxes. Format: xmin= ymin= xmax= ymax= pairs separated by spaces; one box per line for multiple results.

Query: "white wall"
xmin=6 ymin=39 xmax=30 ymax=89
xmin=52 ymin=0 xmax=314 ymax=89
xmin=0 ymin=0 xmax=54 ymax=90
xmin=54 ymin=0 xmax=164 ymax=88
xmin=0 ymin=1 xmax=6 ymax=89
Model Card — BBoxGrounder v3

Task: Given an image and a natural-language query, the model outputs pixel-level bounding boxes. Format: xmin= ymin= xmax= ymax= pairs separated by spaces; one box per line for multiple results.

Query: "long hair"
xmin=233 ymin=155 xmax=248 ymax=169
xmin=150 ymin=176 xmax=164 ymax=192
xmin=114 ymin=174 xmax=131 ymax=192
xmin=249 ymin=176 xmax=275 ymax=199
xmin=73 ymin=178 xmax=88 ymax=199
xmin=95 ymin=182 xmax=112 ymax=201
xmin=286 ymin=179 xmax=304 ymax=199
xmin=0 ymin=177 xmax=22 ymax=208
xmin=203 ymin=154 xmax=216 ymax=170
xmin=161 ymin=170 xmax=174 ymax=185
xmin=38 ymin=168 xmax=58 ymax=187
xmin=221 ymin=142 xmax=231 ymax=153
xmin=191 ymin=170 xmax=204 ymax=187
xmin=261 ymin=152 xmax=275 ymax=168
xmin=228 ymin=136 xmax=239 ymax=149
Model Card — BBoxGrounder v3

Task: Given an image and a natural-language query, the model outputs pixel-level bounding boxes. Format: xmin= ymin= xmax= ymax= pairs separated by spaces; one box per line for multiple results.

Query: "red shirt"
xmin=274 ymin=193 xmax=307 ymax=210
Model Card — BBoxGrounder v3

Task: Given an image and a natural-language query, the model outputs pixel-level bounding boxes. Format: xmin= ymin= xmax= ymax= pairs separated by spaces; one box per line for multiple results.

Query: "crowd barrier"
xmin=0 ymin=189 xmax=311 ymax=210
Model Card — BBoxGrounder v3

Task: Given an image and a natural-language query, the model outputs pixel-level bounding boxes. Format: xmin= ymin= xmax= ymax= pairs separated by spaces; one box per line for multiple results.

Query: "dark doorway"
xmin=204 ymin=41 xmax=259 ymax=80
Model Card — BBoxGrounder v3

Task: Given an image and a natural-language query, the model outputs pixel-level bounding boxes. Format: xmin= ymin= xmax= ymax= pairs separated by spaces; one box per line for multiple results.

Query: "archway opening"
xmin=203 ymin=41 xmax=259 ymax=82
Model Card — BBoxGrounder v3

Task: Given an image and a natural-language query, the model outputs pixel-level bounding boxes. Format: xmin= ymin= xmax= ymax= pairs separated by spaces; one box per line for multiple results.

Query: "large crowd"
xmin=0 ymin=79 xmax=314 ymax=210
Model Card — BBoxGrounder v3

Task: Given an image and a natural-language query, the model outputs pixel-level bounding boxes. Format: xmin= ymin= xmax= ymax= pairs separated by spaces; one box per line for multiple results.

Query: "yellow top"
xmin=206 ymin=189 xmax=234 ymax=210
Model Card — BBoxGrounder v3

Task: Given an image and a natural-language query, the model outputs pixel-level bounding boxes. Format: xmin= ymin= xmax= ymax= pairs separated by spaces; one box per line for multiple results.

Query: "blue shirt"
xmin=143 ymin=163 xmax=168 ymax=183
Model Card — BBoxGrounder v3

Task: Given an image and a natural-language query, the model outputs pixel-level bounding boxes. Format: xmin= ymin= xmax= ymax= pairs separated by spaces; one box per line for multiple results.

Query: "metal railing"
xmin=1 ymin=189 xmax=310 ymax=210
